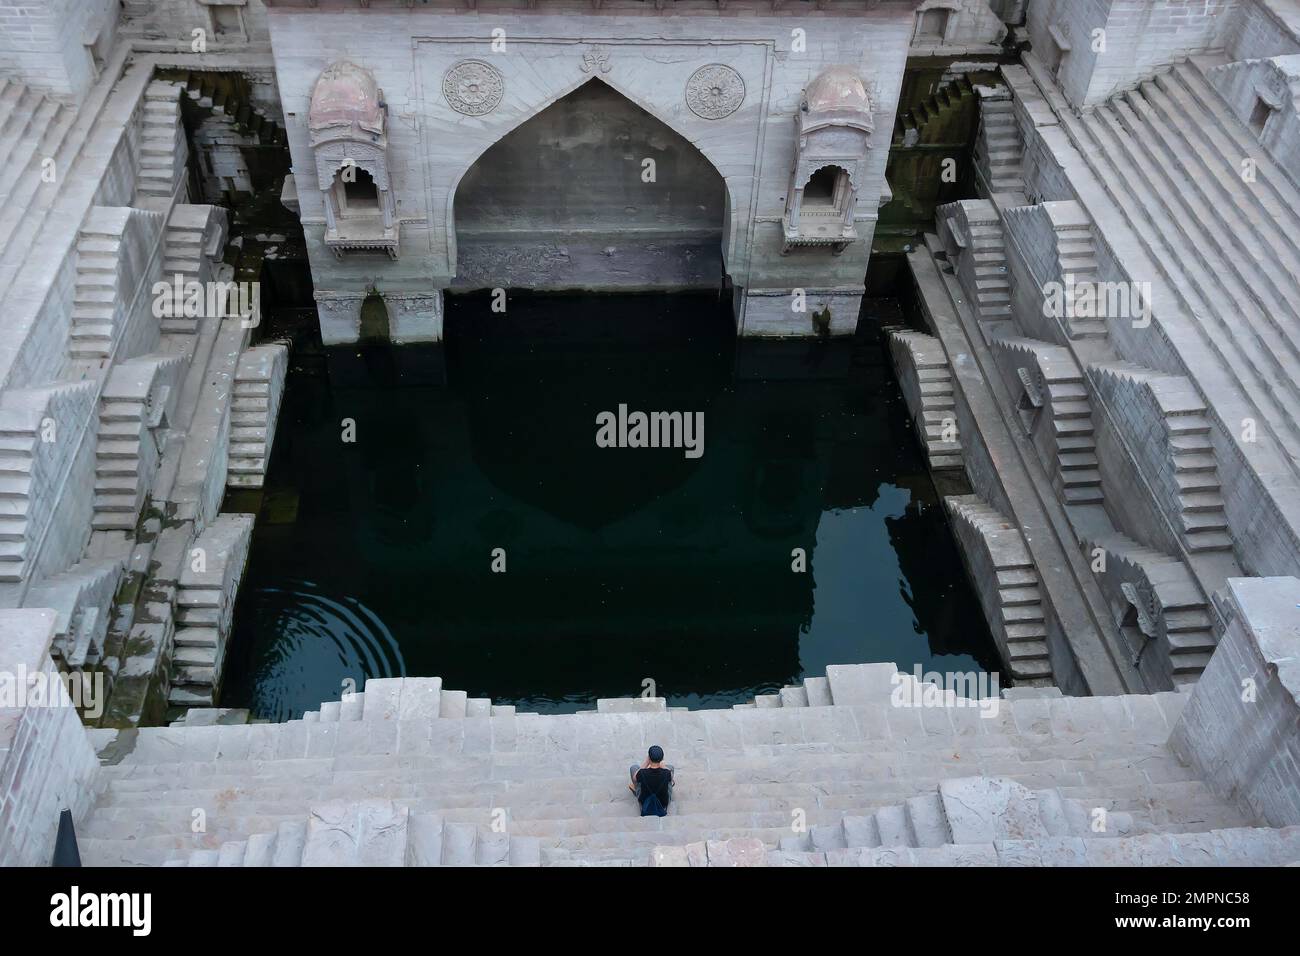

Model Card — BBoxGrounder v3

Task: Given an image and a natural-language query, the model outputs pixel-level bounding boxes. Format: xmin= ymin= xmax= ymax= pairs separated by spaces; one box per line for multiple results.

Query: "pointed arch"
xmin=445 ymin=76 xmax=735 ymax=290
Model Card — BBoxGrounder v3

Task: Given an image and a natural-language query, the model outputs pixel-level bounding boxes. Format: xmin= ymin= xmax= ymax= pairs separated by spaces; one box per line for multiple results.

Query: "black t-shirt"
xmin=636 ymin=767 xmax=673 ymax=803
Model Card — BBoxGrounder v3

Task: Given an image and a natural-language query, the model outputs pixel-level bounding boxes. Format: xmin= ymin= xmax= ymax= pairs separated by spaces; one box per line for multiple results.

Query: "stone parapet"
xmin=1170 ymin=576 xmax=1300 ymax=828
xmin=0 ymin=608 xmax=100 ymax=866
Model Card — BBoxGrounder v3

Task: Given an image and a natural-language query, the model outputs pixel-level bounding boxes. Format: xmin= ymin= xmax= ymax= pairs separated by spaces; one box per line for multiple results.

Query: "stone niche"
xmin=308 ymin=61 xmax=399 ymax=259
xmin=782 ymin=67 xmax=875 ymax=256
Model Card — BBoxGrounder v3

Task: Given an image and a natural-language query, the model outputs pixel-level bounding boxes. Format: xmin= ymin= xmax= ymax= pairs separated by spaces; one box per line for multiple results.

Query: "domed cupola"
xmin=307 ymin=61 xmax=398 ymax=258
xmin=782 ymin=66 xmax=876 ymax=254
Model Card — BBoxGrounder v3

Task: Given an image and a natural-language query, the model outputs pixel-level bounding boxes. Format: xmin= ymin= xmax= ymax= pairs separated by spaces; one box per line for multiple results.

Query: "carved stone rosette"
xmin=685 ymin=64 xmax=745 ymax=120
xmin=443 ymin=60 xmax=505 ymax=116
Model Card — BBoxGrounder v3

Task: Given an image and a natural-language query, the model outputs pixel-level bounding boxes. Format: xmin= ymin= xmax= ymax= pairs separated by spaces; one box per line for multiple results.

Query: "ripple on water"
xmin=234 ymin=579 xmax=404 ymax=722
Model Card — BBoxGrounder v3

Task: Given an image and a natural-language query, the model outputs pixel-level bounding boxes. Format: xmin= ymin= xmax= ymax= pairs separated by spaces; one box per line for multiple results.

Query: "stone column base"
xmin=387 ymin=291 xmax=444 ymax=344
xmin=314 ymin=290 xmax=444 ymax=345
xmin=735 ymin=287 xmax=864 ymax=338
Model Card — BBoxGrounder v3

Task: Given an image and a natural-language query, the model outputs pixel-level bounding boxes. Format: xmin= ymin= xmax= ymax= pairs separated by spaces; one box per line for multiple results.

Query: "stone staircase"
xmin=0 ymin=78 xmax=78 ymax=305
xmin=1062 ymin=57 xmax=1300 ymax=467
xmin=0 ymin=382 xmax=97 ymax=584
xmin=90 ymin=419 xmax=146 ymax=534
xmin=228 ymin=344 xmax=289 ymax=488
xmin=1084 ymin=530 xmax=1218 ymax=686
xmin=1167 ymin=412 xmax=1232 ymax=554
xmin=1049 ymin=206 xmax=1107 ymax=341
xmin=1134 ymin=67 xmax=1300 ymax=357
xmin=758 ymin=824 xmax=1300 ymax=867
xmin=967 ymin=219 xmax=1014 ymax=322
xmin=136 ymin=81 xmax=187 ymax=202
xmin=169 ymin=513 xmax=255 ymax=708
xmin=1048 ymin=376 xmax=1103 ymax=506
xmin=0 ymin=401 xmax=42 ymax=584
xmin=1091 ymin=361 xmax=1232 ymax=554
xmin=173 ymin=69 xmax=288 ymax=148
xmin=886 ymin=329 xmax=963 ymax=471
xmin=893 ymin=75 xmax=975 ymax=147
xmin=91 ymin=355 xmax=185 ymax=532
xmin=78 ymin=664 xmax=1262 ymax=867
xmin=70 ymin=208 xmax=133 ymax=361
xmin=775 ymin=775 xmax=1136 ymax=857
xmin=157 ymin=801 xmax=542 ymax=867
xmin=936 ymin=200 xmax=1014 ymax=329
xmin=944 ymin=496 xmax=1054 ymax=683
xmin=993 ymin=335 xmax=1105 ymax=507
xmin=27 ymin=558 xmax=124 ymax=671
xmin=159 ymin=204 xmax=229 ymax=334
xmin=91 ymin=405 xmax=150 ymax=534
xmin=975 ymin=93 xmax=1026 ymax=196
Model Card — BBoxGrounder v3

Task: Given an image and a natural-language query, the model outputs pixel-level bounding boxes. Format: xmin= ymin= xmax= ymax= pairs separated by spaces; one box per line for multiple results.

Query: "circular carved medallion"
xmin=685 ymin=64 xmax=745 ymax=120
xmin=443 ymin=60 xmax=505 ymax=116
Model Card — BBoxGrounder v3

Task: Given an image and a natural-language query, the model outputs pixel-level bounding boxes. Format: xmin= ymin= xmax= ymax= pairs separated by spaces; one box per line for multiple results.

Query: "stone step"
xmin=168 ymin=685 xmax=214 ymax=707
xmin=72 ymin=304 xmax=115 ymax=321
xmin=998 ymin=585 xmax=1041 ymax=606
xmin=97 ymin=439 xmax=140 ymax=460
xmin=1132 ymin=78 xmax=1300 ymax=345
xmin=1182 ymin=511 xmax=1228 ymax=534
xmin=1175 ymin=470 xmax=1219 ymax=491
xmin=272 ymin=820 xmax=307 ymax=866
xmin=905 ymin=792 xmax=950 ymax=847
xmin=92 ymin=493 xmax=139 ymax=513
xmin=77 ymin=666 xmax=1235 ymax=869
xmin=778 ymin=685 xmax=809 ymax=708
xmin=1170 ymin=651 xmax=1214 ymax=674
xmin=1055 ymin=434 xmax=1094 ymax=452
xmin=1179 ymin=491 xmax=1224 ymax=513
xmin=173 ymin=644 xmax=217 ymax=668
xmin=768 ymin=824 xmax=1300 ymax=867
xmin=300 ymin=800 xmax=409 ymax=866
xmin=87 ymin=784 xmax=1239 ymax=866
xmin=1053 ymin=418 xmax=1094 ymax=437
xmin=1052 ymin=400 xmax=1091 ymax=420
xmin=95 ymin=717 xmax=1191 ymax=789
xmin=1077 ymin=99 xmax=1300 ymax=461
xmin=1061 ymin=467 xmax=1101 ymax=487
xmin=1184 ymin=530 xmax=1234 ymax=553
xmin=1166 ymin=416 xmax=1211 ymax=437
xmin=95 ymin=459 xmax=138 ymax=477
xmin=1009 ymin=639 xmax=1050 ymax=661
xmin=1062 ymin=486 xmax=1104 ymax=504
xmin=97 ymin=724 xmax=1188 ymax=783
xmin=803 ymin=676 xmax=832 ymax=706
xmin=996 ymin=568 xmax=1037 ymax=588
xmin=77 ymin=237 xmax=120 ymax=255
xmin=174 ymin=626 xmax=220 ymax=649
xmin=1001 ymin=603 xmax=1045 ymax=624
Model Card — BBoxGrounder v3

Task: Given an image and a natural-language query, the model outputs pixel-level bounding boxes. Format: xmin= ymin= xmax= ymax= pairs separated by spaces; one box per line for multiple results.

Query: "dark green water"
xmin=221 ymin=293 xmax=998 ymax=719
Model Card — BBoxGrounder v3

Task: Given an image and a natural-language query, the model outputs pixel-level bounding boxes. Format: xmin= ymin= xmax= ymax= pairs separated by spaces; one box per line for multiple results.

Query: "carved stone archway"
xmin=449 ymin=77 xmax=730 ymax=294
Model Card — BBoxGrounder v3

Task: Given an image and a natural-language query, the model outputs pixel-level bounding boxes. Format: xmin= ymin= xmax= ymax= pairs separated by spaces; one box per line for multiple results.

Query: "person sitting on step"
xmin=628 ymin=745 xmax=674 ymax=817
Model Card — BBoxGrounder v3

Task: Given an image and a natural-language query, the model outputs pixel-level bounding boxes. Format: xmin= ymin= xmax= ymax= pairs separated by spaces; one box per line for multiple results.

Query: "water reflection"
xmin=221 ymin=293 xmax=999 ymax=718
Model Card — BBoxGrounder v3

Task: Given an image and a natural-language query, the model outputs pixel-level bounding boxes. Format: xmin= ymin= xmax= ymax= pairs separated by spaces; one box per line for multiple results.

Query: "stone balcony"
xmin=324 ymin=216 xmax=399 ymax=259
xmin=780 ymin=211 xmax=858 ymax=254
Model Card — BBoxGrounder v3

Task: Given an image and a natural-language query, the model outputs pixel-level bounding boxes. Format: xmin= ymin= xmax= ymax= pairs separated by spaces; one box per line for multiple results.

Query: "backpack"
xmin=640 ymin=792 xmax=668 ymax=817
